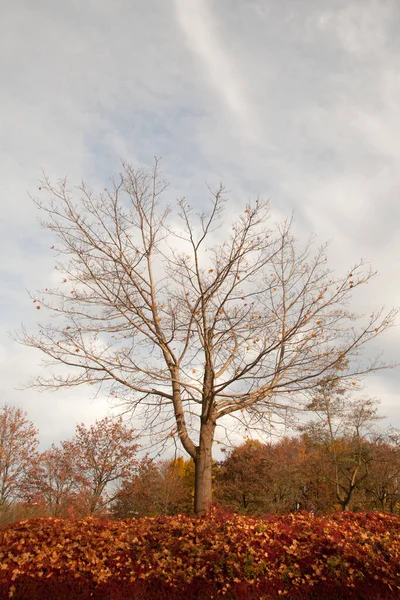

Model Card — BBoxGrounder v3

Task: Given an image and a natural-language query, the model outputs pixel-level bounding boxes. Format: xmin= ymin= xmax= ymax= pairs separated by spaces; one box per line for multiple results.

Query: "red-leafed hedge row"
xmin=1 ymin=509 xmax=399 ymax=599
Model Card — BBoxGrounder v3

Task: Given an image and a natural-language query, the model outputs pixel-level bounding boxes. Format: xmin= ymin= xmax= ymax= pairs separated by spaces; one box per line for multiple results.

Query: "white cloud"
xmin=313 ymin=1 xmax=394 ymax=57
xmin=174 ymin=0 xmax=257 ymax=140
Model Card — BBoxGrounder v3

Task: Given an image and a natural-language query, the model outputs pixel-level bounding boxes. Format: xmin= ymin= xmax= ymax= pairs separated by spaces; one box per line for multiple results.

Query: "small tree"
xmin=301 ymin=382 xmax=381 ymax=510
xmin=215 ymin=437 xmax=320 ymax=514
xmin=363 ymin=434 xmax=400 ymax=513
xmin=111 ymin=457 xmax=160 ymax=518
xmin=18 ymin=161 xmax=397 ymax=513
xmin=112 ymin=456 xmax=194 ymax=518
xmin=156 ymin=457 xmax=194 ymax=515
xmin=216 ymin=440 xmax=273 ymax=513
xmin=34 ymin=443 xmax=79 ymax=517
xmin=67 ymin=416 xmax=139 ymax=515
xmin=0 ymin=405 xmax=39 ymax=516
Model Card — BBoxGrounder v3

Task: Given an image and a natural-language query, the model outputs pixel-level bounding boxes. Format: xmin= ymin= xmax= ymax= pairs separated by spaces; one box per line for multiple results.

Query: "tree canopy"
xmin=18 ymin=160 xmax=398 ymax=512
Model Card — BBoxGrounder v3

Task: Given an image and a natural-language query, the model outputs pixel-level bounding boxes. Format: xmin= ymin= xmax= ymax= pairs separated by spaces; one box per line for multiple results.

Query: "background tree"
xmin=215 ymin=440 xmax=273 ymax=513
xmin=111 ymin=457 xmax=160 ymax=518
xmin=156 ymin=456 xmax=194 ymax=515
xmin=296 ymin=433 xmax=337 ymax=513
xmin=362 ymin=434 xmax=400 ymax=513
xmin=112 ymin=456 xmax=194 ymax=518
xmin=67 ymin=416 xmax=139 ymax=516
xmin=215 ymin=437 xmax=328 ymax=514
xmin=18 ymin=161 xmax=397 ymax=513
xmin=33 ymin=443 xmax=80 ymax=517
xmin=0 ymin=405 xmax=39 ymax=520
xmin=301 ymin=382 xmax=381 ymax=510
xmin=262 ymin=437 xmax=312 ymax=513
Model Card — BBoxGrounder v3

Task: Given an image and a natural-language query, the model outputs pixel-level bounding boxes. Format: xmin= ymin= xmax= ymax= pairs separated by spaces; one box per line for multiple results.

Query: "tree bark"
xmin=194 ymin=420 xmax=215 ymax=514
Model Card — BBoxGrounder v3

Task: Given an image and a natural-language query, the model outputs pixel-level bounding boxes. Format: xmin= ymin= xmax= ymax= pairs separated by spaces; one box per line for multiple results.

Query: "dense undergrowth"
xmin=1 ymin=509 xmax=399 ymax=599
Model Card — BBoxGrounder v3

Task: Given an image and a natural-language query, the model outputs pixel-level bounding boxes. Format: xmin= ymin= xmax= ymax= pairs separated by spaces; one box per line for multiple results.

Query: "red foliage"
xmin=67 ymin=416 xmax=140 ymax=516
xmin=30 ymin=417 xmax=140 ymax=519
xmin=1 ymin=510 xmax=400 ymax=599
xmin=0 ymin=405 xmax=39 ymax=518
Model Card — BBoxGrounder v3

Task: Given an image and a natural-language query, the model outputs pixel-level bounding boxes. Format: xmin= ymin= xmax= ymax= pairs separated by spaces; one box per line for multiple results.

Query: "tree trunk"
xmin=194 ymin=420 xmax=215 ymax=514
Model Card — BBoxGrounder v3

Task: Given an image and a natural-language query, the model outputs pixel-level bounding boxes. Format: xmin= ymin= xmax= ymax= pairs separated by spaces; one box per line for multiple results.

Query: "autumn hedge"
xmin=1 ymin=510 xmax=399 ymax=599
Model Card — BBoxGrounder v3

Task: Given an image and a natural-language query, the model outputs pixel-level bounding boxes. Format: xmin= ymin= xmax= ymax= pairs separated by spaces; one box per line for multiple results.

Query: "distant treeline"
xmin=1 ymin=398 xmax=400 ymax=523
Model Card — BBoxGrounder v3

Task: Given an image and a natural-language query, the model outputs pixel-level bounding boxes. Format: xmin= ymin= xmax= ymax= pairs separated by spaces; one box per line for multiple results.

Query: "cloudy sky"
xmin=1 ymin=0 xmax=399 ymax=452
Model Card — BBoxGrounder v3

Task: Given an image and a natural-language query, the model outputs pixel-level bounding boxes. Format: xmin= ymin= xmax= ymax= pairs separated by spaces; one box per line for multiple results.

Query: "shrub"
xmin=1 ymin=510 xmax=399 ymax=599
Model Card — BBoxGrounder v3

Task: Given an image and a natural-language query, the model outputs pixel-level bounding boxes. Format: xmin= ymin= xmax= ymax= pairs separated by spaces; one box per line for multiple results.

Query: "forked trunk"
xmin=194 ymin=420 xmax=215 ymax=514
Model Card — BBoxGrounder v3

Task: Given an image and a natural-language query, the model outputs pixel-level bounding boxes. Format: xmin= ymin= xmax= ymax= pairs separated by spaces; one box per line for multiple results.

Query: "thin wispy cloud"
xmin=174 ymin=0 xmax=256 ymax=139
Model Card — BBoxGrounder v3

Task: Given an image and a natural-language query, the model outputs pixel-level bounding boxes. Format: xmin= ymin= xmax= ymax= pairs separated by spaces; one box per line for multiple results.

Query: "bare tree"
xmin=17 ymin=160 xmax=397 ymax=513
